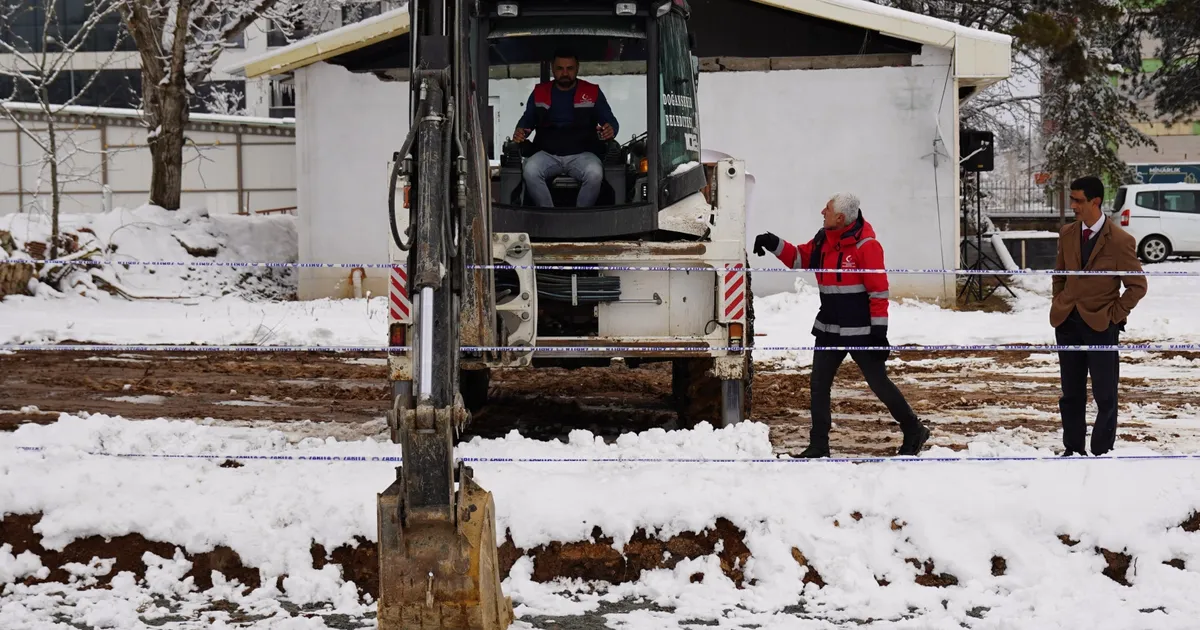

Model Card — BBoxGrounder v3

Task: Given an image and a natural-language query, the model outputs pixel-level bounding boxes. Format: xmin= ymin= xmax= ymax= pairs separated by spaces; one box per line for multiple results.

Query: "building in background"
xmin=0 ymin=0 xmax=403 ymax=117
xmin=228 ymin=0 xmax=1012 ymax=302
xmin=1119 ymin=34 xmax=1200 ymax=186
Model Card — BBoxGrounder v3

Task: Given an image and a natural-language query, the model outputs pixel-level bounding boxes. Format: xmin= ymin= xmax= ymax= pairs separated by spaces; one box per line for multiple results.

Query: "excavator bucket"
xmin=377 ymin=464 xmax=514 ymax=629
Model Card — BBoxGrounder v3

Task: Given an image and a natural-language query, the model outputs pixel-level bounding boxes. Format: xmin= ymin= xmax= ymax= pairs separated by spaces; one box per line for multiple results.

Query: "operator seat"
xmin=498 ymin=139 xmax=627 ymax=207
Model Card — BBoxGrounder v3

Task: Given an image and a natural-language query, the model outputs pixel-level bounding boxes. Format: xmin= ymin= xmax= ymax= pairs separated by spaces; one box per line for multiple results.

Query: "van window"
xmin=1160 ymin=191 xmax=1198 ymax=214
xmin=1135 ymin=191 xmax=1159 ymax=210
xmin=1113 ymin=188 xmax=1127 ymax=212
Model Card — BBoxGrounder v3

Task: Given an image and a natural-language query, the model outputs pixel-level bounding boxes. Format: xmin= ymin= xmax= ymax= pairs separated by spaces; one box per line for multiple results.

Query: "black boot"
xmin=898 ymin=423 xmax=930 ymax=456
xmin=795 ymin=442 xmax=830 ymax=458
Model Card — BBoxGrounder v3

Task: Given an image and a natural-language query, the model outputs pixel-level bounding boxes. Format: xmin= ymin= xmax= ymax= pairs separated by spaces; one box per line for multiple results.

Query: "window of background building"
xmin=193 ymin=80 xmax=247 ymax=115
xmin=269 ymin=78 xmax=295 ymax=118
xmin=267 ymin=19 xmax=311 ymax=47
xmin=0 ymin=69 xmax=140 ymax=109
xmin=342 ymin=1 xmax=383 ymax=25
xmin=2 ymin=0 xmax=135 ymax=53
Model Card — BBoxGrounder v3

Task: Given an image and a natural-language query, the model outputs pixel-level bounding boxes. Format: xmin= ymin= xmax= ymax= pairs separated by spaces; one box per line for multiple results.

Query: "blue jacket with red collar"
xmin=770 ymin=215 xmax=890 ymax=347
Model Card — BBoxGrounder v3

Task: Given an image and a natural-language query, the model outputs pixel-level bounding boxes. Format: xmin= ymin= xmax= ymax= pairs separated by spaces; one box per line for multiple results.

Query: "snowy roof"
xmin=0 ymin=100 xmax=295 ymax=128
xmin=229 ymin=0 xmax=1010 ymax=83
xmin=759 ymin=0 xmax=1011 ymax=82
xmin=225 ymin=6 xmax=411 ymax=79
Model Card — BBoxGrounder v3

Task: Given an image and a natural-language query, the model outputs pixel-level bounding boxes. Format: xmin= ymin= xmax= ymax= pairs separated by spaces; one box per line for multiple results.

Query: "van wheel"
xmin=1138 ymin=236 xmax=1170 ymax=264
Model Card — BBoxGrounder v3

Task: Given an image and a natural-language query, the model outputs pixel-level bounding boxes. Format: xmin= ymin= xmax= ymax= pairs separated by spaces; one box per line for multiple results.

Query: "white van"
xmin=1110 ymin=183 xmax=1200 ymax=263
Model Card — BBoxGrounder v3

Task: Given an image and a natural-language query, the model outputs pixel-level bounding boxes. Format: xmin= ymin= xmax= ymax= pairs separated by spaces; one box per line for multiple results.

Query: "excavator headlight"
xmin=615 ymin=2 xmax=636 ymax=15
xmin=497 ymin=1 xmax=518 ymax=16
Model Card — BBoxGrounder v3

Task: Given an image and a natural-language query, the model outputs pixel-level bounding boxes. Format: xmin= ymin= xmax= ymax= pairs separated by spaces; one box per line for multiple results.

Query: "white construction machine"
xmin=378 ymin=0 xmax=753 ymax=626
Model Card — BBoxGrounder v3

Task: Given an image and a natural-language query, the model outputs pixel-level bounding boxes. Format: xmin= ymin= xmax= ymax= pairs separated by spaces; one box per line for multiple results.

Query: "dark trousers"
xmin=1055 ymin=312 xmax=1121 ymax=455
xmin=809 ymin=348 xmax=920 ymax=445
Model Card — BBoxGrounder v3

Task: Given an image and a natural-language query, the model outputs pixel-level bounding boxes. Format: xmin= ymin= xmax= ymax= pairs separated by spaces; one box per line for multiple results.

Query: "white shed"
xmin=228 ymin=0 xmax=1010 ymax=302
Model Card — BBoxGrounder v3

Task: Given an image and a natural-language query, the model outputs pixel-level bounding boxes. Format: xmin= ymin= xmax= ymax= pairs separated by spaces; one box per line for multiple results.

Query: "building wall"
xmin=0 ymin=115 xmax=296 ymax=216
xmin=296 ymin=51 xmax=959 ymax=302
xmin=1120 ymin=132 xmax=1200 ymax=164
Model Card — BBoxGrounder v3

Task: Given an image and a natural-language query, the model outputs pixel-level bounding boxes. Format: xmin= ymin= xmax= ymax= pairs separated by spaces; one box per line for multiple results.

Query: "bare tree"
xmin=116 ymin=0 xmax=340 ymax=210
xmin=0 ymin=0 xmax=127 ymax=259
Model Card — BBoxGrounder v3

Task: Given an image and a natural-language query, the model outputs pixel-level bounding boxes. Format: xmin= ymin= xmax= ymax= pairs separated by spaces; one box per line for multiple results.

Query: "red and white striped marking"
xmin=389 ymin=266 xmax=412 ymax=324
xmin=722 ymin=263 xmax=746 ymax=322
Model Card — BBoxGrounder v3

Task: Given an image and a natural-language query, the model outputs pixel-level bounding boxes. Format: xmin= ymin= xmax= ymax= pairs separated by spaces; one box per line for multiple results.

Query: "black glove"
xmin=868 ymin=325 xmax=890 ymax=360
xmin=753 ymin=232 xmax=780 ymax=257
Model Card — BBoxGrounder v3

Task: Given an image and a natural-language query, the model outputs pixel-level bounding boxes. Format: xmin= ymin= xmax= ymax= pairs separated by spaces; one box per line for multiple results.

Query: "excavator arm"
xmin=378 ymin=0 xmax=511 ymax=627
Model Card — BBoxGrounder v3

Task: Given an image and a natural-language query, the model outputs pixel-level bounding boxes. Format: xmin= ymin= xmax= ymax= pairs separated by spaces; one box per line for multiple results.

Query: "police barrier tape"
xmin=2 ymin=343 xmax=1200 ymax=353
xmin=1 ymin=258 xmax=1195 ymax=277
xmin=12 ymin=446 xmax=1199 ymax=464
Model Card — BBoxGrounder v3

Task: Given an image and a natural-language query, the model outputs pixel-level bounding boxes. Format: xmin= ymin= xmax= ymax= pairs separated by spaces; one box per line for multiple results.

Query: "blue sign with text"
xmin=1131 ymin=163 xmax=1200 ymax=184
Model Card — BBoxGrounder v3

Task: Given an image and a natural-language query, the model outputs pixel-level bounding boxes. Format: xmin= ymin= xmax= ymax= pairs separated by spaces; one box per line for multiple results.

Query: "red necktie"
xmin=1083 ymin=228 xmax=1093 ymax=240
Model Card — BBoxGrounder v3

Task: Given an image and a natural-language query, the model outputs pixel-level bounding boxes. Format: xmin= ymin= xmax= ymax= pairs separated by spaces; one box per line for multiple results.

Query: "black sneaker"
xmin=794 ymin=443 xmax=830 ymax=459
xmin=898 ymin=425 xmax=931 ymax=456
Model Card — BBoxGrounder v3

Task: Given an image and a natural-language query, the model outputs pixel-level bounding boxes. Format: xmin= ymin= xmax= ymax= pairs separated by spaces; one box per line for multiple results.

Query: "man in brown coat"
xmin=1051 ymin=176 xmax=1148 ymax=456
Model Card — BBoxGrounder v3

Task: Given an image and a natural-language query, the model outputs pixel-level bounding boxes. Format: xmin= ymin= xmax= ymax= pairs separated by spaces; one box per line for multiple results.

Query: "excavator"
xmin=378 ymin=0 xmax=753 ymax=627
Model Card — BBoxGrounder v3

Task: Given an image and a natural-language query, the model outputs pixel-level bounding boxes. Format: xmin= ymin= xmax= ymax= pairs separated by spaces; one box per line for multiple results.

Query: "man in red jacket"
xmin=754 ymin=193 xmax=930 ymax=458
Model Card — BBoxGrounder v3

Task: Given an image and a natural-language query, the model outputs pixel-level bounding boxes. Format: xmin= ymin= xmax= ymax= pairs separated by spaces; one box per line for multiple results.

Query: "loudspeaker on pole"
xmin=960 ymin=129 xmax=994 ymax=172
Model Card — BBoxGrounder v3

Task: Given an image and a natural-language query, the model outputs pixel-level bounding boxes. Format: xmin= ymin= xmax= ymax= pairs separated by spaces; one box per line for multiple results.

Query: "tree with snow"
xmin=1014 ymin=4 xmax=1152 ymax=186
xmin=0 ymin=0 xmax=128 ymax=260
xmin=116 ymin=0 xmax=339 ymax=211
xmin=870 ymin=1 xmax=1152 ymax=187
xmin=1130 ymin=0 xmax=1200 ymax=124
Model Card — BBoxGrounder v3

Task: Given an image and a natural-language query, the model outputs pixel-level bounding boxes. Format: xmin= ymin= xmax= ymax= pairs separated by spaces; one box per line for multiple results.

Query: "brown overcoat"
xmin=1050 ymin=219 xmax=1148 ymax=331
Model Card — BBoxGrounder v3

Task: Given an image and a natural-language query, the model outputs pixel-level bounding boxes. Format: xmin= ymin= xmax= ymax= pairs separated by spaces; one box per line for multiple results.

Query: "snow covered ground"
xmin=3 ymin=416 xmax=1200 ymax=629
xmin=3 ymin=207 xmax=1200 ymax=628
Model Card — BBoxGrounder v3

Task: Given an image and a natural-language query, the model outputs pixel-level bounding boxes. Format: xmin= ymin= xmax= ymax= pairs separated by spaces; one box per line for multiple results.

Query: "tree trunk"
xmin=42 ymin=88 xmax=61 ymax=261
xmin=146 ymin=83 xmax=188 ymax=211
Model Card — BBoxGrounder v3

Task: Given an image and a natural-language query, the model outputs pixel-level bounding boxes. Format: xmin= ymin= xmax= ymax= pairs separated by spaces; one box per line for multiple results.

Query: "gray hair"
xmin=829 ymin=193 xmax=861 ymax=224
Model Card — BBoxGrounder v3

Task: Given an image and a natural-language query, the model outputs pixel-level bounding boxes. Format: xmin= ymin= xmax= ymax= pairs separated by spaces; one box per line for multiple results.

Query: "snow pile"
xmin=0 ymin=204 xmax=297 ymax=301
xmin=3 ymin=414 xmax=1200 ymax=628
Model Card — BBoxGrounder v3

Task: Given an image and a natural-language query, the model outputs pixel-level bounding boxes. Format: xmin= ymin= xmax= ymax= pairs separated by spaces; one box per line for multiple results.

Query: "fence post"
xmin=1058 ymin=184 xmax=1066 ymax=228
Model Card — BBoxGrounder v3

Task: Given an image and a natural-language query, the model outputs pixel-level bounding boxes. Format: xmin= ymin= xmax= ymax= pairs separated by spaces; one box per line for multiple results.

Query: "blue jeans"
xmin=522 ymin=151 xmax=604 ymax=207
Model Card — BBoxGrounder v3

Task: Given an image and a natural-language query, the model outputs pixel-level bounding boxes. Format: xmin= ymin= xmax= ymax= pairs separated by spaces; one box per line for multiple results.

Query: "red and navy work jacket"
xmin=525 ymin=79 xmax=604 ymax=156
xmin=770 ymin=216 xmax=890 ymax=345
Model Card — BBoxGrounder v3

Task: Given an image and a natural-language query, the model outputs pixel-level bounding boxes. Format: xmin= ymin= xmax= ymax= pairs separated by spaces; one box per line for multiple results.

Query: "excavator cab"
xmin=481 ymin=0 xmax=707 ymax=240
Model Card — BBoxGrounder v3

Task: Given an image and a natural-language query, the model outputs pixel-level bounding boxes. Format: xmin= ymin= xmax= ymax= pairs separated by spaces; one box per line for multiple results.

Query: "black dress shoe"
xmin=1060 ymin=450 xmax=1088 ymax=457
xmin=794 ymin=443 xmax=830 ymax=458
xmin=898 ymin=425 xmax=931 ymax=456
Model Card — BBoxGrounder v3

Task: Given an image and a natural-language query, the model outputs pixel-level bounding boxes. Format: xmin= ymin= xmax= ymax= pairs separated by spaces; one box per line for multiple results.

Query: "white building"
xmin=230 ymin=0 xmax=1011 ymax=302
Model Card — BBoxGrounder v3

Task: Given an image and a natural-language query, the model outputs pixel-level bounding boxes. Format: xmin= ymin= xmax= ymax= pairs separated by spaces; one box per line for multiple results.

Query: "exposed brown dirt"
xmin=1182 ymin=512 xmax=1200 ymax=533
xmin=4 ymin=512 xmax=751 ymax=596
xmin=790 ymin=548 xmax=826 ymax=587
xmin=991 ymin=555 xmax=1007 ymax=577
xmin=4 ymin=349 xmax=1197 ymax=456
xmin=497 ymin=518 xmax=751 ymax=586
xmin=906 ymin=558 xmax=959 ymax=587
xmin=0 ymin=513 xmax=259 ymax=591
xmin=1098 ymin=547 xmax=1132 ymax=586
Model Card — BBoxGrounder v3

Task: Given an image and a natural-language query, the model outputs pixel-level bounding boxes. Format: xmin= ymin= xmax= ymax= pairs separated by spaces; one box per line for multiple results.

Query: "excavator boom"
xmin=378 ymin=0 xmax=510 ymax=627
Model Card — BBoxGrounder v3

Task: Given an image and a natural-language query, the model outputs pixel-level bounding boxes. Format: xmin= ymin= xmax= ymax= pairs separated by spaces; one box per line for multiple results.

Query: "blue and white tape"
xmin=12 ymin=446 xmax=1199 ymax=465
xmin=3 ymin=343 xmax=1200 ymax=353
xmin=1 ymin=258 xmax=1194 ymax=277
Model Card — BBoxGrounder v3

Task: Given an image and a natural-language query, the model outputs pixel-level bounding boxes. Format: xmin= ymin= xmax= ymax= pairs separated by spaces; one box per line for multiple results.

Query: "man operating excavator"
xmin=512 ymin=48 xmax=620 ymax=208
